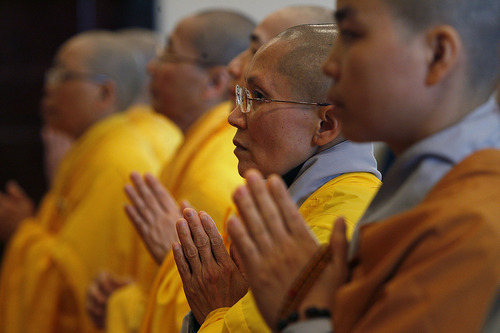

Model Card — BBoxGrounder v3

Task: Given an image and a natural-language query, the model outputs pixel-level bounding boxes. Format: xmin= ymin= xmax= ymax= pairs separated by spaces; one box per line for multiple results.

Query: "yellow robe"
xmin=0 ymin=110 xmax=182 ymax=333
xmin=137 ymin=101 xmax=244 ymax=333
xmin=124 ymin=104 xmax=182 ymax=167
xmin=199 ymin=172 xmax=382 ymax=333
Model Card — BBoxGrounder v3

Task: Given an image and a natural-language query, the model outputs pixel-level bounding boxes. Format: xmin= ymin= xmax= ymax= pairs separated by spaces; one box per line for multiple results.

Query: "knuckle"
xmin=185 ymin=246 xmax=199 ymax=259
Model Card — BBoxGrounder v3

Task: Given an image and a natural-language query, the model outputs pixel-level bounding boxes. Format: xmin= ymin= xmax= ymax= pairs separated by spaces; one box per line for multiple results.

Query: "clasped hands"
xmin=122 ymin=169 xmax=350 ymax=330
xmin=124 ymin=171 xmax=249 ymax=324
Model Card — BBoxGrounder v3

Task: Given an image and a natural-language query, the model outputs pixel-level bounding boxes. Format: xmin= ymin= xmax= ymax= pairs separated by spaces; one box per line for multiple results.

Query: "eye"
xmin=339 ymin=28 xmax=362 ymax=43
xmin=252 ymin=90 xmax=266 ymax=100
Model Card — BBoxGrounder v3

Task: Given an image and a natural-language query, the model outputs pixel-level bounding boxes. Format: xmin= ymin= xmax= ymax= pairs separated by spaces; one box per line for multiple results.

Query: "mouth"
xmin=232 ymin=138 xmax=249 ymax=155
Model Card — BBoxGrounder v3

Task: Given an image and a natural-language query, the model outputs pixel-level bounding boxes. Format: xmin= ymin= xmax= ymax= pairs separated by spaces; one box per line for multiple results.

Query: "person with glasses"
xmin=171 ymin=24 xmax=382 ymax=333
xmin=0 ymin=30 xmax=181 ymax=332
xmin=41 ymin=28 xmax=183 ymax=187
xmin=226 ymin=0 xmax=500 ymax=331
xmin=123 ymin=7 xmax=348 ymax=333
xmin=83 ymin=10 xmax=255 ymax=333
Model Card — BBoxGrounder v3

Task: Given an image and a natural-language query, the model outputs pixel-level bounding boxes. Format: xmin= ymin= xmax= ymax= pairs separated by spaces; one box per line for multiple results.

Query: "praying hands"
xmin=124 ymin=172 xmax=186 ymax=264
xmin=226 ymin=169 xmax=350 ymax=329
xmin=173 ymin=208 xmax=248 ymax=325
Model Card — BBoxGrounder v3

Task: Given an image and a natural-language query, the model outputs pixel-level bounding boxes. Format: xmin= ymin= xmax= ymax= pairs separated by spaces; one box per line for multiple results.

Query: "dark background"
xmin=0 ymin=0 xmax=155 ymax=255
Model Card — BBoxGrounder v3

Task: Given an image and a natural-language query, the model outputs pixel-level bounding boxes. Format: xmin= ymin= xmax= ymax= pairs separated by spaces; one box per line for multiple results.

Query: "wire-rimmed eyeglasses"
xmin=235 ymin=85 xmax=331 ymax=113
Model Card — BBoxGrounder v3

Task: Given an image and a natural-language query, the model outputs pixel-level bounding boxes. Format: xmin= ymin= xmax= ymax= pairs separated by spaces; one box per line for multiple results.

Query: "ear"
xmin=312 ymin=105 xmax=342 ymax=147
xmin=425 ymin=25 xmax=462 ymax=86
xmin=96 ymin=80 xmax=117 ymax=110
xmin=203 ymin=66 xmax=230 ymax=100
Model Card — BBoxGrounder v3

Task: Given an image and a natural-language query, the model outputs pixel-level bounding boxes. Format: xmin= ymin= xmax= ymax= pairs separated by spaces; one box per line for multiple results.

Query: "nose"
xmin=322 ymin=43 xmax=340 ymax=84
xmin=228 ymin=51 xmax=245 ymax=80
xmin=228 ymin=104 xmax=247 ymax=130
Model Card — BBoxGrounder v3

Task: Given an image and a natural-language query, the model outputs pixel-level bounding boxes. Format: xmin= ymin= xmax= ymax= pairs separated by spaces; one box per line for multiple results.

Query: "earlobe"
xmin=312 ymin=106 xmax=342 ymax=147
xmin=425 ymin=26 xmax=461 ymax=85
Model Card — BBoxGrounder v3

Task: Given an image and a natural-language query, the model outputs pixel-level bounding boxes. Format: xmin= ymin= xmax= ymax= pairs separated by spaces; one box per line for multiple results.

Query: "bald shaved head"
xmin=189 ymin=9 xmax=255 ymax=67
xmin=383 ymin=0 xmax=500 ymax=94
xmin=67 ymin=30 xmax=142 ymax=110
xmin=255 ymin=6 xmax=334 ymax=45
xmin=261 ymin=24 xmax=337 ymax=103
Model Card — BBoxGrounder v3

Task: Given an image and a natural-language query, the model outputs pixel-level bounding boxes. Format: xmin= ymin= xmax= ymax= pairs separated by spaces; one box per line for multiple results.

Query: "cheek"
xmin=248 ymin=113 xmax=316 ymax=175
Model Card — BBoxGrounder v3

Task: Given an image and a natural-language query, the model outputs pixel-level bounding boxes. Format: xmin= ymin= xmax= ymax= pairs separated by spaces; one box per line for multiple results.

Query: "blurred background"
xmin=0 ymin=0 xmax=333 ymax=207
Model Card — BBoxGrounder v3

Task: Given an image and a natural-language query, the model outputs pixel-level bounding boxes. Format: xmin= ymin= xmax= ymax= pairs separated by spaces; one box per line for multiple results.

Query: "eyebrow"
xmin=334 ymin=6 xmax=356 ymax=24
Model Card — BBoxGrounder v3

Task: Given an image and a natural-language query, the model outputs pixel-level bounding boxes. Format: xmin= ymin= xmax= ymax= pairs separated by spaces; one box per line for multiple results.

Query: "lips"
xmin=233 ymin=138 xmax=246 ymax=150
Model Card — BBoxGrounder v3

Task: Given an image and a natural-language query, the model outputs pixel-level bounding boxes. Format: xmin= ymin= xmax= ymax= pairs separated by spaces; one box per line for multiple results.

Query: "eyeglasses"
xmin=235 ymin=85 xmax=331 ymax=113
xmin=44 ymin=67 xmax=109 ymax=85
xmin=155 ymin=46 xmax=212 ymax=66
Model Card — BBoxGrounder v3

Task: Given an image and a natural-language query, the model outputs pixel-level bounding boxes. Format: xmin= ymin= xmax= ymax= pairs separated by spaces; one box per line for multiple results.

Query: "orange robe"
xmin=334 ymin=149 xmax=500 ymax=332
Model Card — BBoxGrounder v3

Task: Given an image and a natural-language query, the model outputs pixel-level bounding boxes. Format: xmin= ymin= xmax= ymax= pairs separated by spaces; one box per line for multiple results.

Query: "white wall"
xmin=154 ymin=0 xmax=335 ymax=37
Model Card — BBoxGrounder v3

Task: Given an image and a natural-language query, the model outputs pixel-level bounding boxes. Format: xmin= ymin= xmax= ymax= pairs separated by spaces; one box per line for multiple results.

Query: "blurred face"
xmin=147 ymin=17 xmax=209 ymax=125
xmin=41 ymin=39 xmax=108 ymax=139
xmin=324 ymin=0 xmax=429 ymax=154
xmin=228 ymin=43 xmax=321 ymax=177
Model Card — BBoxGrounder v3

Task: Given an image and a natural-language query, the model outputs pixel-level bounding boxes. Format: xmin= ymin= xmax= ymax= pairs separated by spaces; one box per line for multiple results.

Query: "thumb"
xmin=330 ymin=217 xmax=349 ymax=285
xmin=6 ymin=180 xmax=28 ymax=200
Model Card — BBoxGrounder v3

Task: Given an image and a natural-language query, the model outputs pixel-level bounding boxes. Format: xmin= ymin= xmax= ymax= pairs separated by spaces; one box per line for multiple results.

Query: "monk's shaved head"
xmin=254 ymin=6 xmax=334 ymax=46
xmin=188 ymin=10 xmax=255 ymax=66
xmin=65 ymin=31 xmax=142 ymax=110
xmin=263 ymin=24 xmax=337 ymax=103
xmin=383 ymin=0 xmax=500 ymax=93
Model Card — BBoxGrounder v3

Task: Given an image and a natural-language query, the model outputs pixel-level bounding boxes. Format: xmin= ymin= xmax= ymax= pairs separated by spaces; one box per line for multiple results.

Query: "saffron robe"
xmin=0 ymin=110 xmax=182 ymax=333
xmin=334 ymin=149 xmax=500 ymax=333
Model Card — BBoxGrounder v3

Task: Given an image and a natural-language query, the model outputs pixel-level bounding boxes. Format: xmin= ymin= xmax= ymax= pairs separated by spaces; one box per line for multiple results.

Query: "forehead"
xmin=55 ymin=38 xmax=91 ymax=70
xmin=335 ymin=0 xmax=395 ymax=24
xmin=245 ymin=42 xmax=290 ymax=94
xmin=167 ymin=16 xmax=199 ymax=53
xmin=252 ymin=13 xmax=292 ymax=47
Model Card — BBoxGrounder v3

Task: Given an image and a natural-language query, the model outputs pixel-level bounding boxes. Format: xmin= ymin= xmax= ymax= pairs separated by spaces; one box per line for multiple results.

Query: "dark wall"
xmin=0 ymin=0 xmax=154 ymax=255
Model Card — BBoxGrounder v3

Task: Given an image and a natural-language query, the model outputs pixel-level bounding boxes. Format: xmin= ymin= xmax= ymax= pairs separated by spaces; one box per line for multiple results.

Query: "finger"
xmin=183 ymin=209 xmax=213 ymax=264
xmin=172 ymin=242 xmax=192 ymax=285
xmin=96 ymin=272 xmax=121 ymax=296
xmin=176 ymin=218 xmax=202 ymax=274
xmin=144 ymin=173 xmax=179 ymax=213
xmin=232 ymin=183 xmax=273 ymax=252
xmin=267 ymin=174 xmax=311 ymax=238
xmin=229 ymin=243 xmax=247 ymax=279
xmin=124 ymin=183 xmax=155 ymax=226
xmin=199 ymin=212 xmax=228 ymax=263
xmin=87 ymin=281 xmax=107 ymax=308
xmin=6 ymin=180 xmax=28 ymax=200
xmin=124 ymin=201 xmax=148 ymax=236
xmin=330 ymin=217 xmax=349 ymax=283
xmin=245 ymin=170 xmax=288 ymax=240
xmin=226 ymin=215 xmax=261 ymax=274
xmin=180 ymin=200 xmax=193 ymax=210
xmin=129 ymin=172 xmax=163 ymax=215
